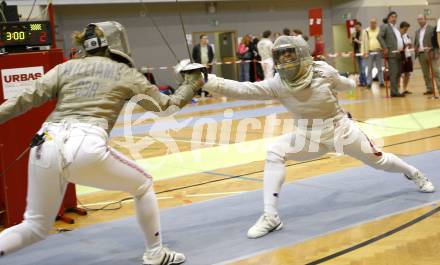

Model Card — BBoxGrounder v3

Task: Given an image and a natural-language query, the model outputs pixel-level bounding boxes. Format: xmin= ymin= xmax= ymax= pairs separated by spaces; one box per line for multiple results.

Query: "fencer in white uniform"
xmin=0 ymin=22 xmax=203 ymax=265
xmin=203 ymin=36 xmax=435 ymax=239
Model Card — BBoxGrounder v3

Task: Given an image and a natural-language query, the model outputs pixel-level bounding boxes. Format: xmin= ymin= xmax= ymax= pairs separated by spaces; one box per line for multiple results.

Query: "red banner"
xmin=346 ymin=19 xmax=357 ymax=39
xmin=309 ymin=8 xmax=323 ymax=36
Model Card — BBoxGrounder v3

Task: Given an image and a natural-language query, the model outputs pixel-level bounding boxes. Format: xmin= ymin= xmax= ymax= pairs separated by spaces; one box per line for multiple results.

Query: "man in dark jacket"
xmin=377 ymin=11 xmax=406 ymax=97
xmin=192 ymin=34 xmax=214 ymax=73
xmin=414 ymin=14 xmax=440 ymax=95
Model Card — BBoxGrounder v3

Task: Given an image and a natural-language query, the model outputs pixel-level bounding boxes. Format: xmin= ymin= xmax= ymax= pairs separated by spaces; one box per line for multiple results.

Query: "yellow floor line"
xmin=77 ymin=108 xmax=440 ymax=195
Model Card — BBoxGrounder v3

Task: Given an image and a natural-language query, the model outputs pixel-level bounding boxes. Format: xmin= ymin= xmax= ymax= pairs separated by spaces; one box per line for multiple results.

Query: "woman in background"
xmin=400 ymin=21 xmax=413 ymax=94
xmin=238 ymin=34 xmax=252 ymax=82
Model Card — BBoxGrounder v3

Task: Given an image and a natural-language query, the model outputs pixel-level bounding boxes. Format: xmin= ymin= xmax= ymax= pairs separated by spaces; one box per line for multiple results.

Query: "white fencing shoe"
xmin=405 ymin=171 xmax=435 ymax=193
xmin=143 ymin=246 xmax=185 ymax=265
xmin=247 ymin=213 xmax=283 ymax=239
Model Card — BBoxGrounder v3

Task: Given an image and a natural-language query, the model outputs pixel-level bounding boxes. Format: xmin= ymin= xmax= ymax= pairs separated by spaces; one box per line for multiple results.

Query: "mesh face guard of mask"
xmin=272 ymin=44 xmax=300 ymax=81
xmin=272 ymin=36 xmax=312 ymax=87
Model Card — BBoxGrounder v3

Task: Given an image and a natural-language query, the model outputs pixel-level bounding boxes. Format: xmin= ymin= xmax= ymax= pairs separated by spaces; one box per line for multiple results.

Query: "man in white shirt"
xmin=257 ymin=30 xmax=274 ymax=79
xmin=392 ymin=23 xmax=405 ymax=51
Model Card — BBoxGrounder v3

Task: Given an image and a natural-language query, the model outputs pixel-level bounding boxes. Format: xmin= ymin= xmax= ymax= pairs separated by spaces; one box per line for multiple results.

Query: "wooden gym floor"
xmin=3 ymin=69 xmax=440 ymax=264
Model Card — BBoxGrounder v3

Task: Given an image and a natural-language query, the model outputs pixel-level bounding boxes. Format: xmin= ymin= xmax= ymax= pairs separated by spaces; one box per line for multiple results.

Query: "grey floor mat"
xmin=2 ymin=150 xmax=440 ymax=265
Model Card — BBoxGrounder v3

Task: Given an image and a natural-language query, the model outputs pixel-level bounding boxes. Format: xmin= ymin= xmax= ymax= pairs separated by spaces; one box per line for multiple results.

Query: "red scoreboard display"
xmin=0 ymin=21 xmax=52 ymax=48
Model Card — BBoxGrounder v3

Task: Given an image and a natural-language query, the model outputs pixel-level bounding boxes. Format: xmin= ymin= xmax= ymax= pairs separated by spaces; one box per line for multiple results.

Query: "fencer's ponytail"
xmin=72 ymin=27 xmax=108 ymax=56
xmin=72 ymin=30 xmax=86 ymax=46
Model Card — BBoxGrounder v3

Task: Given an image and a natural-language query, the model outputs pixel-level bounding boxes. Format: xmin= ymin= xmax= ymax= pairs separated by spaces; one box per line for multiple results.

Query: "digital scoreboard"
xmin=0 ymin=21 xmax=52 ymax=48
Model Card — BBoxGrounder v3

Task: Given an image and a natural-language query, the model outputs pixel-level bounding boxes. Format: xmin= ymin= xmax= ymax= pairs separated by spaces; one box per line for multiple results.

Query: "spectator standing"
xmin=377 ymin=11 xmax=406 ymax=97
xmin=361 ymin=18 xmax=385 ymax=88
xmin=436 ymin=18 xmax=440 ymax=95
xmin=192 ymin=34 xmax=214 ymax=97
xmin=192 ymin=34 xmax=214 ymax=73
xmin=237 ymin=34 xmax=252 ymax=82
xmin=400 ymin=21 xmax=413 ymax=94
xmin=352 ymin=21 xmax=367 ymax=87
xmin=414 ymin=14 xmax=440 ymax=95
xmin=249 ymin=35 xmax=263 ymax=82
xmin=257 ymin=30 xmax=275 ymax=79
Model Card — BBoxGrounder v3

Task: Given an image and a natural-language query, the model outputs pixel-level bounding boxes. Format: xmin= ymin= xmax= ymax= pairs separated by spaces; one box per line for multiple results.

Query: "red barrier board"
xmin=0 ymin=49 xmax=79 ymax=227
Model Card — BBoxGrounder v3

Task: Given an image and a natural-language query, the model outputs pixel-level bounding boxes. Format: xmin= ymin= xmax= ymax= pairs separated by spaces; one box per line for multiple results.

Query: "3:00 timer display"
xmin=0 ymin=21 xmax=51 ymax=47
xmin=4 ymin=31 xmax=47 ymax=42
xmin=5 ymin=31 xmax=26 ymax=40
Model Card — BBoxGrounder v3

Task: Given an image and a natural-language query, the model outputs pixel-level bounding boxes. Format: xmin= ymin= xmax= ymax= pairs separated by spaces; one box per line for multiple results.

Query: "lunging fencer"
xmin=202 ymin=36 xmax=435 ymax=239
xmin=0 ymin=21 xmax=204 ymax=265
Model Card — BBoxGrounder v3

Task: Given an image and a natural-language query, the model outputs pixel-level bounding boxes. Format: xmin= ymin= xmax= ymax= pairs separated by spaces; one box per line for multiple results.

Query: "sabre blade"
xmin=176 ymin=0 xmax=193 ymax=63
xmin=139 ymin=0 xmax=180 ymax=63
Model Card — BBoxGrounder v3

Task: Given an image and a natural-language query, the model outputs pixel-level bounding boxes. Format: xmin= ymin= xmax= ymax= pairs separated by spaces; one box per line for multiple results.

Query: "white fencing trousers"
xmin=0 ymin=123 xmax=161 ymax=256
xmin=263 ymin=117 xmax=419 ymax=215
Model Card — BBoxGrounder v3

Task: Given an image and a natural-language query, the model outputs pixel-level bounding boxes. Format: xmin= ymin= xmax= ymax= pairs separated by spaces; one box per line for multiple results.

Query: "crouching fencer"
xmin=0 ymin=21 xmax=204 ymax=265
xmin=202 ymin=36 xmax=435 ymax=239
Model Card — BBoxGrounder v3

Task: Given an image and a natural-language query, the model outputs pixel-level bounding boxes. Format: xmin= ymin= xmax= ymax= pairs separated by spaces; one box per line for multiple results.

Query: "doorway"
xmin=332 ymin=24 xmax=355 ymax=73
